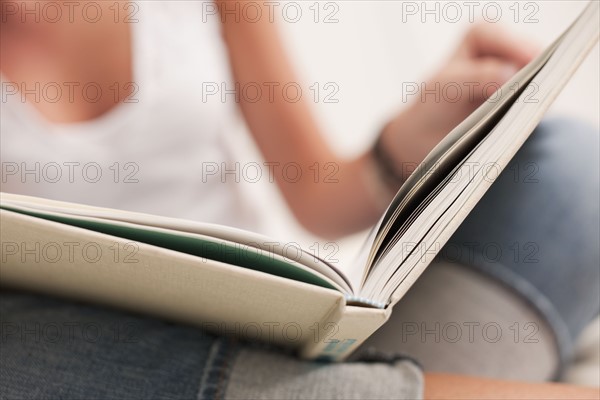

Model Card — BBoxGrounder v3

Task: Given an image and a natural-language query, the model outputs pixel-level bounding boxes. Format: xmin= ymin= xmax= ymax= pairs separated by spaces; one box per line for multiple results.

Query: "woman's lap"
xmin=1 ymin=118 xmax=598 ymax=396
xmin=0 ymin=290 xmax=423 ymax=399
xmin=357 ymin=117 xmax=599 ymax=380
xmin=443 ymin=117 xmax=600 ymax=363
xmin=448 ymin=118 xmax=599 ymax=341
xmin=0 ymin=291 xmax=223 ymax=399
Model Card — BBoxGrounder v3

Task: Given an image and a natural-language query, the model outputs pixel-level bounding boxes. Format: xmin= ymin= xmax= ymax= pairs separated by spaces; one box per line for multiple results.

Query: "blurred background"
xmin=224 ymin=0 xmax=599 ymax=385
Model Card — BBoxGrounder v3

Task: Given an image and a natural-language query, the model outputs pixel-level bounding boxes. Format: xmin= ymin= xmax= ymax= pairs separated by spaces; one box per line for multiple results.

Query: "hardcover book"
xmin=1 ymin=1 xmax=598 ymax=361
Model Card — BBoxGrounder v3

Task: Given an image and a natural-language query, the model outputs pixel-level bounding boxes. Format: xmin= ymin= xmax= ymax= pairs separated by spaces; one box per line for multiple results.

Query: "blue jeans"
xmin=441 ymin=117 xmax=600 ymax=368
xmin=1 ymin=119 xmax=598 ymax=399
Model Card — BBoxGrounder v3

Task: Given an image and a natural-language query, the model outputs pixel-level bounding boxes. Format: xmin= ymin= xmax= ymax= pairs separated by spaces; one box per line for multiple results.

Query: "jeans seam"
xmin=446 ymin=254 xmax=572 ymax=380
xmin=198 ymin=337 xmax=238 ymax=400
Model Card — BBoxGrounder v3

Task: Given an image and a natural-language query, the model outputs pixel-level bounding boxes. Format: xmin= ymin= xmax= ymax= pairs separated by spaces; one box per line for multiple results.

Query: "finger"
xmin=464 ymin=23 xmax=541 ymax=67
xmin=463 ymin=58 xmax=519 ymax=100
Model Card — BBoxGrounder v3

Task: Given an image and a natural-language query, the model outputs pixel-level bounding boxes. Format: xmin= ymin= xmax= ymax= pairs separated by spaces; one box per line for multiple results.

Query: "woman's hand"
xmin=221 ymin=9 xmax=540 ymax=237
xmin=381 ymin=23 xmax=540 ymax=180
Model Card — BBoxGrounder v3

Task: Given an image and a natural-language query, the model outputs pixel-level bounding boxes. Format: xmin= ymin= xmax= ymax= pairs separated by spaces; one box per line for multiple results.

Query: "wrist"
xmin=380 ymin=104 xmax=439 ymax=181
xmin=361 ymin=149 xmax=398 ymax=214
xmin=372 ymin=122 xmax=406 ymax=190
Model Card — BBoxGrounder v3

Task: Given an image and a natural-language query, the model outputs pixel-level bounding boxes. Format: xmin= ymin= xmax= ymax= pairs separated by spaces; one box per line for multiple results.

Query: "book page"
xmin=363 ymin=1 xmax=599 ymax=305
xmin=0 ymin=194 xmax=353 ymax=294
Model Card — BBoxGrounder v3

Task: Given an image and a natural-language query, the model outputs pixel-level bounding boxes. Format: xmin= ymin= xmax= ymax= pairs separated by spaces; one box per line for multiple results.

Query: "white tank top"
xmin=0 ymin=1 xmax=260 ymax=231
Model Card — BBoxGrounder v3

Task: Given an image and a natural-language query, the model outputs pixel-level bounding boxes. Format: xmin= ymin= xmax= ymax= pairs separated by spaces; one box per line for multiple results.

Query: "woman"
xmin=1 ymin=1 xmax=598 ymax=398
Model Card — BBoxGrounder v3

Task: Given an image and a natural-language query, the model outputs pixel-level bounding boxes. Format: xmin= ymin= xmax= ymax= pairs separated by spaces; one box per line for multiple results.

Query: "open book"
xmin=1 ymin=2 xmax=598 ymax=361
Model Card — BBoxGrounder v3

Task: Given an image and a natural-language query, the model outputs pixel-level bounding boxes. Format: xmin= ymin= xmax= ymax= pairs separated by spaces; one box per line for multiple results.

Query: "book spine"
xmin=298 ymin=305 xmax=391 ymax=361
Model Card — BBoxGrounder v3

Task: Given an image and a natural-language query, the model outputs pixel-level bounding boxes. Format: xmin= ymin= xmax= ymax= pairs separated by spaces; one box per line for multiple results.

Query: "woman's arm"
xmin=217 ymin=1 xmax=537 ymax=238
xmin=217 ymin=1 xmax=383 ymax=238
xmin=424 ymin=373 xmax=600 ymax=400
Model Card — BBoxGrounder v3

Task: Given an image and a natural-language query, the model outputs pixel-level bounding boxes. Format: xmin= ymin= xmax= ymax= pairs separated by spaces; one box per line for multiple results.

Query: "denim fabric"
xmin=0 ymin=291 xmax=239 ymax=399
xmin=224 ymin=347 xmax=423 ymax=399
xmin=0 ymin=291 xmax=423 ymax=400
xmin=441 ymin=117 xmax=600 ymax=369
xmin=355 ymin=260 xmax=561 ymax=381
